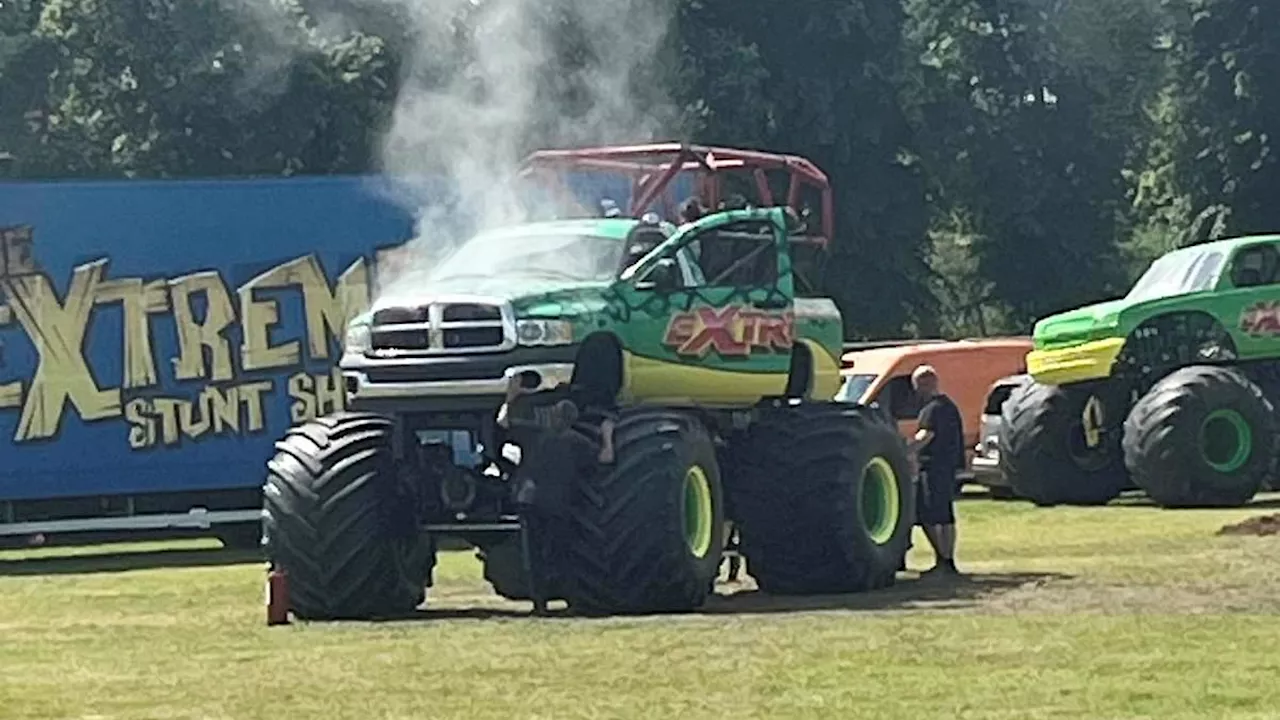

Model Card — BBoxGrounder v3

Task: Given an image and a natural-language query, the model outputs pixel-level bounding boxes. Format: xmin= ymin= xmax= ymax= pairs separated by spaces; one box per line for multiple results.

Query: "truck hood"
xmin=1033 ymin=298 xmax=1129 ymax=349
xmin=370 ymin=276 xmax=612 ymax=317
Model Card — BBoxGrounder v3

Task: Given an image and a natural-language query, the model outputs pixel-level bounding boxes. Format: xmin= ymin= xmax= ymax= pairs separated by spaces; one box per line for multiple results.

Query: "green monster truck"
xmin=262 ymin=144 xmax=915 ymax=620
xmin=998 ymin=235 xmax=1280 ymax=508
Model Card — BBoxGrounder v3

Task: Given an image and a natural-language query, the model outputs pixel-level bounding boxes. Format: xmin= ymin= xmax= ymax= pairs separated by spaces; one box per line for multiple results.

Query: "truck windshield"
xmin=836 ymin=373 xmax=878 ymax=403
xmin=430 ymin=231 xmax=625 ymax=284
xmin=1125 ymin=247 xmax=1225 ymax=303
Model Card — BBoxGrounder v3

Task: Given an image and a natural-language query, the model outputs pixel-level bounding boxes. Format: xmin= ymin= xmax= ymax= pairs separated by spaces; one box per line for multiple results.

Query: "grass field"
xmin=4 ymin=490 xmax=1280 ymax=719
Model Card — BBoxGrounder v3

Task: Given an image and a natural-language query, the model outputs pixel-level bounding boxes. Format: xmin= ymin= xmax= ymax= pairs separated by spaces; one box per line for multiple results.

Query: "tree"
xmin=677 ymin=0 xmax=935 ymax=338
xmin=902 ymin=0 xmax=1168 ymax=331
xmin=1160 ymin=0 xmax=1280 ymax=244
xmin=0 ymin=0 xmax=55 ymax=177
xmin=15 ymin=0 xmax=396 ymax=179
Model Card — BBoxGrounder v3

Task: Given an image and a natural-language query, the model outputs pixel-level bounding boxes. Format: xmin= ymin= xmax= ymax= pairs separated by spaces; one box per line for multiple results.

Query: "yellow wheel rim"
xmin=862 ymin=457 xmax=901 ymax=545
xmin=1082 ymin=395 xmax=1104 ymax=448
xmin=683 ymin=465 xmax=714 ymax=559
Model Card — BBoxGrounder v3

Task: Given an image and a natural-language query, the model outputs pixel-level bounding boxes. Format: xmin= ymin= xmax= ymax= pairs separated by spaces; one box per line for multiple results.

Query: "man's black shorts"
xmin=916 ymin=467 xmax=957 ymax=525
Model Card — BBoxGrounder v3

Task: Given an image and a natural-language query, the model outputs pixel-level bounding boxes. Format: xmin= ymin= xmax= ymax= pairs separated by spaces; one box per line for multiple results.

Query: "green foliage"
xmin=680 ymin=0 xmax=935 ymax=338
xmin=0 ymin=0 xmax=55 ymax=176
xmin=901 ymin=0 xmax=1169 ymax=329
xmin=1160 ymin=1 xmax=1280 ymax=244
xmin=11 ymin=0 xmax=396 ymax=178
xmin=1 ymin=0 xmax=1278 ymax=337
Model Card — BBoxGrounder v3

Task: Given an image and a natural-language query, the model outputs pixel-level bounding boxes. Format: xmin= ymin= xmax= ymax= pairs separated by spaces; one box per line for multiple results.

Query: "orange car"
xmin=835 ymin=338 xmax=1033 ymax=483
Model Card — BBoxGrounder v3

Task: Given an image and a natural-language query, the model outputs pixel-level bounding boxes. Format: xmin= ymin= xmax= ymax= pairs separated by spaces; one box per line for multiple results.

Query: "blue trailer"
xmin=0 ymin=175 xmax=420 ymax=545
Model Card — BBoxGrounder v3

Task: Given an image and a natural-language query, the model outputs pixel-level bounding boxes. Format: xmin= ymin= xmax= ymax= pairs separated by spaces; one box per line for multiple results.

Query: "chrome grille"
xmin=370 ymin=299 xmax=513 ymax=355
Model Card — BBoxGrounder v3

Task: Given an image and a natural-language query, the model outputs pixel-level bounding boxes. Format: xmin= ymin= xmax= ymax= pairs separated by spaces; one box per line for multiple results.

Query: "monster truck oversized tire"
xmin=263 ymin=412 xmax=435 ymax=620
xmin=733 ymin=403 xmax=914 ymax=595
xmin=998 ymin=382 xmax=1128 ymax=506
xmin=565 ymin=409 xmax=725 ymax=615
xmin=1123 ymin=365 xmax=1274 ymax=508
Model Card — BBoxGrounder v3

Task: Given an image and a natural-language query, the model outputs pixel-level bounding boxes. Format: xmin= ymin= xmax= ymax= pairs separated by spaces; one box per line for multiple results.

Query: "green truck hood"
xmin=509 ymin=285 xmax=612 ymax=320
xmin=1033 ymin=298 xmax=1129 ymax=350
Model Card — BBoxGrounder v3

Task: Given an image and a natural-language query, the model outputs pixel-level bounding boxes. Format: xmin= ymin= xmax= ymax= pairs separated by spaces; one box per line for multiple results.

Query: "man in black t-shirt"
xmin=907 ymin=364 xmax=965 ymax=576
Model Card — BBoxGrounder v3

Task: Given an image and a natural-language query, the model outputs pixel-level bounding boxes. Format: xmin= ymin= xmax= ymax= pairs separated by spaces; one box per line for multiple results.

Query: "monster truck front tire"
xmin=263 ymin=412 xmax=435 ymax=620
xmin=733 ymin=403 xmax=914 ymax=595
xmin=1123 ymin=365 xmax=1274 ymax=508
xmin=565 ymin=409 xmax=725 ymax=615
xmin=998 ymin=382 xmax=1128 ymax=506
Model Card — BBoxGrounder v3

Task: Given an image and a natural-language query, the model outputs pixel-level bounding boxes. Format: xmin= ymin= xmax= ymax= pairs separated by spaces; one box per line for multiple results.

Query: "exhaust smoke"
xmin=369 ymin=0 xmax=682 ymax=300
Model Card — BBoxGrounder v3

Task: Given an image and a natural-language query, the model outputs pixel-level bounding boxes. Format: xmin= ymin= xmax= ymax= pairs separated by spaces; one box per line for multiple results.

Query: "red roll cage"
xmin=516 ymin=142 xmax=834 ymax=251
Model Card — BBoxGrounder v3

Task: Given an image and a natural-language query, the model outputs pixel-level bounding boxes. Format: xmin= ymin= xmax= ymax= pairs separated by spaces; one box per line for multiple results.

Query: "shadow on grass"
xmin=971 ymin=487 xmax=1280 ymax=510
xmin=700 ymin=571 xmax=1071 ymax=615
xmin=359 ymin=570 xmax=1073 ymax=624
xmin=375 ymin=606 xmax=570 ymax=622
xmin=1111 ymin=494 xmax=1280 ymax=510
xmin=956 ymin=488 xmax=1018 ymax=503
xmin=0 ymin=546 xmax=262 ymax=577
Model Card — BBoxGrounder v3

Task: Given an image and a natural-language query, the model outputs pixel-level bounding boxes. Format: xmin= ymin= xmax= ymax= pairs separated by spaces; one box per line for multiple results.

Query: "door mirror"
xmin=635 ymin=257 xmax=680 ymax=291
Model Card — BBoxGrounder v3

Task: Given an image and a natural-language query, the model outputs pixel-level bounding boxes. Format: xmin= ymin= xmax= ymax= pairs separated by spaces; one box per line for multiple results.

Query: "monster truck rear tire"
xmin=565 ymin=409 xmax=725 ymax=615
xmin=998 ymin=381 xmax=1128 ymax=506
xmin=263 ymin=412 xmax=435 ymax=620
xmin=1123 ymin=365 xmax=1274 ymax=508
xmin=733 ymin=402 xmax=914 ymax=595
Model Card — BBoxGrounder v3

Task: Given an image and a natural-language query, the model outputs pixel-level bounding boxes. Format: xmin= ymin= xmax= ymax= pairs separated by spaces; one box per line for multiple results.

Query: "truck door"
xmin=1222 ymin=241 xmax=1280 ymax=360
xmin=613 ymin=208 xmax=795 ymax=406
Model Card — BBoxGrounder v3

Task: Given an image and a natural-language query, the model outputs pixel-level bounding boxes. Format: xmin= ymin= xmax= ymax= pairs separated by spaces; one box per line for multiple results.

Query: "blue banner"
xmin=0 ymin=176 xmax=417 ymax=501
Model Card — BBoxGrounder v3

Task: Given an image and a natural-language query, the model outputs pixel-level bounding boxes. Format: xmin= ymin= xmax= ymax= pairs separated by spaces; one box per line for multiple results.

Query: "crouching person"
xmin=497 ymin=384 xmax=602 ymax=600
xmin=498 ymin=385 xmax=597 ymax=520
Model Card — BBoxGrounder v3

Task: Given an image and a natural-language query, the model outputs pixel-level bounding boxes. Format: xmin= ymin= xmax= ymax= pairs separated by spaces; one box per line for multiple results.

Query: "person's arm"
xmin=908 ymin=427 xmax=933 ymax=454
xmin=497 ymin=404 xmax=543 ymax=431
xmin=908 ymin=401 xmax=935 ymax=454
xmin=497 ymin=394 xmax=545 ymax=432
xmin=496 ymin=380 xmax=523 ymax=429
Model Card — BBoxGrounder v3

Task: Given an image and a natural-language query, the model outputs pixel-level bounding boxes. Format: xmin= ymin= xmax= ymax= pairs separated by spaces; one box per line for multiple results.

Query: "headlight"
xmin=344 ymin=324 xmax=371 ymax=353
xmin=516 ymin=319 xmax=574 ymax=346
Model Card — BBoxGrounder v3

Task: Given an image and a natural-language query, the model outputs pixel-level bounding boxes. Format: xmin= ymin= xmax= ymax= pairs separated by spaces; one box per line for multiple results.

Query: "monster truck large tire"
xmin=1123 ymin=365 xmax=1274 ymax=508
xmin=564 ymin=409 xmax=725 ymax=615
xmin=263 ymin=412 xmax=435 ymax=620
xmin=998 ymin=381 xmax=1128 ymax=506
xmin=732 ymin=402 xmax=914 ymax=595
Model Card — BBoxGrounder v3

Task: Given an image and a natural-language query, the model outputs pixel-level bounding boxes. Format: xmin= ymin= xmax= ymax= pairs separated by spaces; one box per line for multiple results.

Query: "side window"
xmin=683 ymin=219 xmax=780 ymax=288
xmin=984 ymin=383 xmax=1016 ymax=416
xmin=620 ymin=226 xmax=669 ymax=275
xmin=673 ymin=247 xmax=701 ymax=286
xmin=874 ymin=375 xmax=922 ymax=421
xmin=1186 ymin=250 xmax=1225 ymax=293
xmin=1229 ymin=243 xmax=1280 ymax=288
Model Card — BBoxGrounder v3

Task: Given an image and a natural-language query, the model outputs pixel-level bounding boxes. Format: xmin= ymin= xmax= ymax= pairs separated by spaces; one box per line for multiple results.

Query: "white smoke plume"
xmin=213 ymin=0 xmax=681 ymax=298
xmin=369 ymin=0 xmax=682 ymax=300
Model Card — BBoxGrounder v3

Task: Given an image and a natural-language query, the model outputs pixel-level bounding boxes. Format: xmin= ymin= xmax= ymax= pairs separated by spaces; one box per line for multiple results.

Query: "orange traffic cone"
xmin=266 ymin=567 xmax=290 ymax=626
